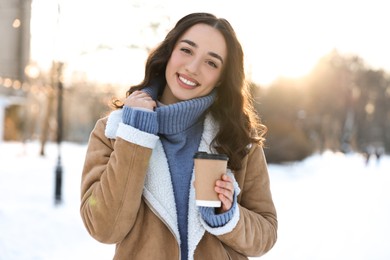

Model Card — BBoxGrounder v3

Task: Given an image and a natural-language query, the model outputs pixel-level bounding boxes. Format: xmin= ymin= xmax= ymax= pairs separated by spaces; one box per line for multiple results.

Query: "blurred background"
xmin=1 ymin=0 xmax=389 ymax=160
xmin=1 ymin=0 xmax=389 ymax=259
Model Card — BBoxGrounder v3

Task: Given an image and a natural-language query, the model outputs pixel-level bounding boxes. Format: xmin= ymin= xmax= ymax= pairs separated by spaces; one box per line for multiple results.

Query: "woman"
xmin=80 ymin=12 xmax=277 ymax=260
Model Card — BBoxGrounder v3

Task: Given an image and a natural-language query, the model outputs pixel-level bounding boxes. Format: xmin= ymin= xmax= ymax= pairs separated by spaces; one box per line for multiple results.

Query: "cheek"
xmin=207 ymin=72 xmax=222 ymax=87
xmin=165 ymin=59 xmax=174 ymax=75
xmin=167 ymin=52 xmax=182 ymax=70
xmin=165 ymin=60 xmax=179 ymax=83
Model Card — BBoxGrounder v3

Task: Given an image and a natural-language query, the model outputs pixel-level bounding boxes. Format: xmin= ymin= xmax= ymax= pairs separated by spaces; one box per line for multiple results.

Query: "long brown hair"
xmin=115 ymin=13 xmax=266 ymax=171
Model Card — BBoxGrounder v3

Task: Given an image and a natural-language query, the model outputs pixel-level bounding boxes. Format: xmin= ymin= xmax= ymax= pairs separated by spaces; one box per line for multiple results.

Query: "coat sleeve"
xmin=80 ymin=117 xmax=156 ymax=244
xmin=218 ymin=145 xmax=278 ymax=257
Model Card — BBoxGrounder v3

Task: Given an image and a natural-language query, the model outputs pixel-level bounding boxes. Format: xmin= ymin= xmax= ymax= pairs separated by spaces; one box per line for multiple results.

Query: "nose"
xmin=185 ymin=57 xmax=201 ymax=75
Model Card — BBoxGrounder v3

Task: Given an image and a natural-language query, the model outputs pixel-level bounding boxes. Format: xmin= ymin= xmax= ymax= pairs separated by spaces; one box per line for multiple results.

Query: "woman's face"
xmin=162 ymin=23 xmax=227 ymax=104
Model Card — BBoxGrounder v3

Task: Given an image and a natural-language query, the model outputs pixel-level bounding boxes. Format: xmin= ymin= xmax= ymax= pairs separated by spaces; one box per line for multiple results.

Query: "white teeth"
xmin=179 ymin=75 xmax=197 ymax=86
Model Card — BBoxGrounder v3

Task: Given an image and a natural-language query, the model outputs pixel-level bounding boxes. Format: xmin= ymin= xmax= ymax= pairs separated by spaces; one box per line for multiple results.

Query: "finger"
xmin=142 ymin=100 xmax=157 ymax=110
xmin=222 ymin=174 xmax=233 ymax=183
xmin=215 ymin=186 xmax=233 ymax=201
xmin=216 ymin=177 xmax=234 ymax=192
xmin=216 ymin=175 xmax=232 ymax=185
xmin=125 ymin=92 xmax=156 ymax=110
xmin=129 ymin=90 xmax=142 ymax=97
xmin=218 ymin=193 xmax=232 ymax=212
xmin=131 ymin=91 xmax=152 ymax=99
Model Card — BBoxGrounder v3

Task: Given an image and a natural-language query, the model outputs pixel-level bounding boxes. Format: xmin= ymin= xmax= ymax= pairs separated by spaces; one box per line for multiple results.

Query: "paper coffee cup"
xmin=194 ymin=152 xmax=228 ymax=207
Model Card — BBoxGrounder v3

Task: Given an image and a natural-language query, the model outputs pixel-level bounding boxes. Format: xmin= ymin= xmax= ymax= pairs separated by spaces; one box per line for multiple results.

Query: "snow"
xmin=1 ymin=141 xmax=389 ymax=260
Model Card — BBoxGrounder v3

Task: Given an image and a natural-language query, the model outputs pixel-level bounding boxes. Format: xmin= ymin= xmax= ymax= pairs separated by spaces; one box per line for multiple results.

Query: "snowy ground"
xmin=0 ymin=141 xmax=389 ymax=260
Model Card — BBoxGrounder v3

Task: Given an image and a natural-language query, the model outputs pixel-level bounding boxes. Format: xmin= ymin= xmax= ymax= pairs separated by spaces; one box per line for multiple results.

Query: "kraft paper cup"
xmin=194 ymin=152 xmax=228 ymax=207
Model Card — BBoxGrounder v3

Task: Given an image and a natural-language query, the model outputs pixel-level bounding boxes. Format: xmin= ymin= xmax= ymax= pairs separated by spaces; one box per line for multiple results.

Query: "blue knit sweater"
xmin=122 ymin=83 xmax=236 ymax=259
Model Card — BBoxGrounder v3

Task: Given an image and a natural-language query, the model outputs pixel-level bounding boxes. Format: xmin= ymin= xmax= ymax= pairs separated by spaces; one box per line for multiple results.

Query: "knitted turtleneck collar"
xmin=142 ymin=80 xmax=216 ymax=135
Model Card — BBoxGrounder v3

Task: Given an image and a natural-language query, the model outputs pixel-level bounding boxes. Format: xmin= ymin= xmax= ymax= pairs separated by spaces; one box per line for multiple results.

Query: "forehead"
xmin=178 ymin=23 xmax=227 ymax=58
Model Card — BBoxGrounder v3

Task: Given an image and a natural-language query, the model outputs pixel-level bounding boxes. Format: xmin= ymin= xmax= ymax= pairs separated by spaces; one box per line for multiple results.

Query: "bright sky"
xmin=30 ymin=0 xmax=390 ymax=86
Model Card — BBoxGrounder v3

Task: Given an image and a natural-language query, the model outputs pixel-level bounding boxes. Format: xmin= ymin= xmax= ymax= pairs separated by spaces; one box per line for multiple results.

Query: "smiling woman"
xmin=79 ymin=12 xmax=277 ymax=260
xmin=162 ymin=23 xmax=227 ymax=103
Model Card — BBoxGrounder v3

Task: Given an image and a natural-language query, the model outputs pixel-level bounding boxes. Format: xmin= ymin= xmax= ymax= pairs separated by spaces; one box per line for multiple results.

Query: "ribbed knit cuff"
xmin=122 ymin=106 xmax=158 ymax=134
xmin=199 ymin=192 xmax=237 ymax=227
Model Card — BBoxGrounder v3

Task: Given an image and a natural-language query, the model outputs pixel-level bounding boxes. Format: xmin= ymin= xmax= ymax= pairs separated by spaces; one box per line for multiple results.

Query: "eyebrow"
xmin=180 ymin=39 xmax=224 ymax=64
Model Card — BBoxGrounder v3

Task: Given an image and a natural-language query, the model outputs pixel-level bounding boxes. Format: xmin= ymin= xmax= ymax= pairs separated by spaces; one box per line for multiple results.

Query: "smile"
xmin=178 ymin=74 xmax=199 ymax=87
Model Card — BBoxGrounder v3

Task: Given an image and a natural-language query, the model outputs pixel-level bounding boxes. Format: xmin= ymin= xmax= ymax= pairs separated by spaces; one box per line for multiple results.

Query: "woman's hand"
xmin=215 ymin=174 xmax=234 ymax=213
xmin=124 ymin=90 xmax=156 ymax=111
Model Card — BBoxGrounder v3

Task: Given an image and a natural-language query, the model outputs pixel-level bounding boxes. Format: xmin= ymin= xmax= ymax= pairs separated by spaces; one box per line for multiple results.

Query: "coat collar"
xmin=140 ymin=114 xmax=219 ymax=259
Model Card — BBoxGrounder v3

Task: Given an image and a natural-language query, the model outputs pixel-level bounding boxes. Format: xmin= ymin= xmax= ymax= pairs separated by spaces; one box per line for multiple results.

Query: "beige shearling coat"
xmin=80 ymin=110 xmax=277 ymax=260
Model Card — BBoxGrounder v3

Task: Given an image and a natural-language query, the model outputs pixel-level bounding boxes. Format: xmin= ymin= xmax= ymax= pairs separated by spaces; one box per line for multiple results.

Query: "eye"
xmin=206 ymin=60 xmax=218 ymax=68
xmin=180 ymin=47 xmax=192 ymax=54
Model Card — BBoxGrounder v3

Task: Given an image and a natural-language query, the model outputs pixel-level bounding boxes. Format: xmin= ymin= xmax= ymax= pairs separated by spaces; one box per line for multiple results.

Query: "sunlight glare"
xmin=30 ymin=0 xmax=390 ymax=87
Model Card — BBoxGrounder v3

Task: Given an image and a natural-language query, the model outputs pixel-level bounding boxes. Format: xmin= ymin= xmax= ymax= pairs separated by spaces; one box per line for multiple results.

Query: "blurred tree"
xmin=354 ymin=69 xmax=389 ymax=152
xmin=254 ymin=50 xmax=390 ymax=163
xmin=304 ymin=50 xmax=362 ymax=152
xmin=39 ymin=62 xmax=59 ymax=156
xmin=62 ymin=82 xmax=116 ymax=143
xmin=254 ymin=78 xmax=314 ymax=163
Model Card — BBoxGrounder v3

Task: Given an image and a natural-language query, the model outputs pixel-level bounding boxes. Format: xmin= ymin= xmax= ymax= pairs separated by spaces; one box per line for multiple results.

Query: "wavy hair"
xmin=114 ymin=13 xmax=266 ymax=171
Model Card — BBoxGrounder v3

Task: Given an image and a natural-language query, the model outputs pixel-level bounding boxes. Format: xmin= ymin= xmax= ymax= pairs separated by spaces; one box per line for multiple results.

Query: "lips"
xmin=177 ymin=73 xmax=199 ymax=88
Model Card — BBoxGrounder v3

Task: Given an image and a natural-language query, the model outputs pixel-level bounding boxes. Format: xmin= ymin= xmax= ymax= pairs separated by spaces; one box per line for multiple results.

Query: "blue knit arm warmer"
xmin=122 ymin=106 xmax=158 ymax=134
xmin=198 ymin=192 xmax=238 ymax=227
